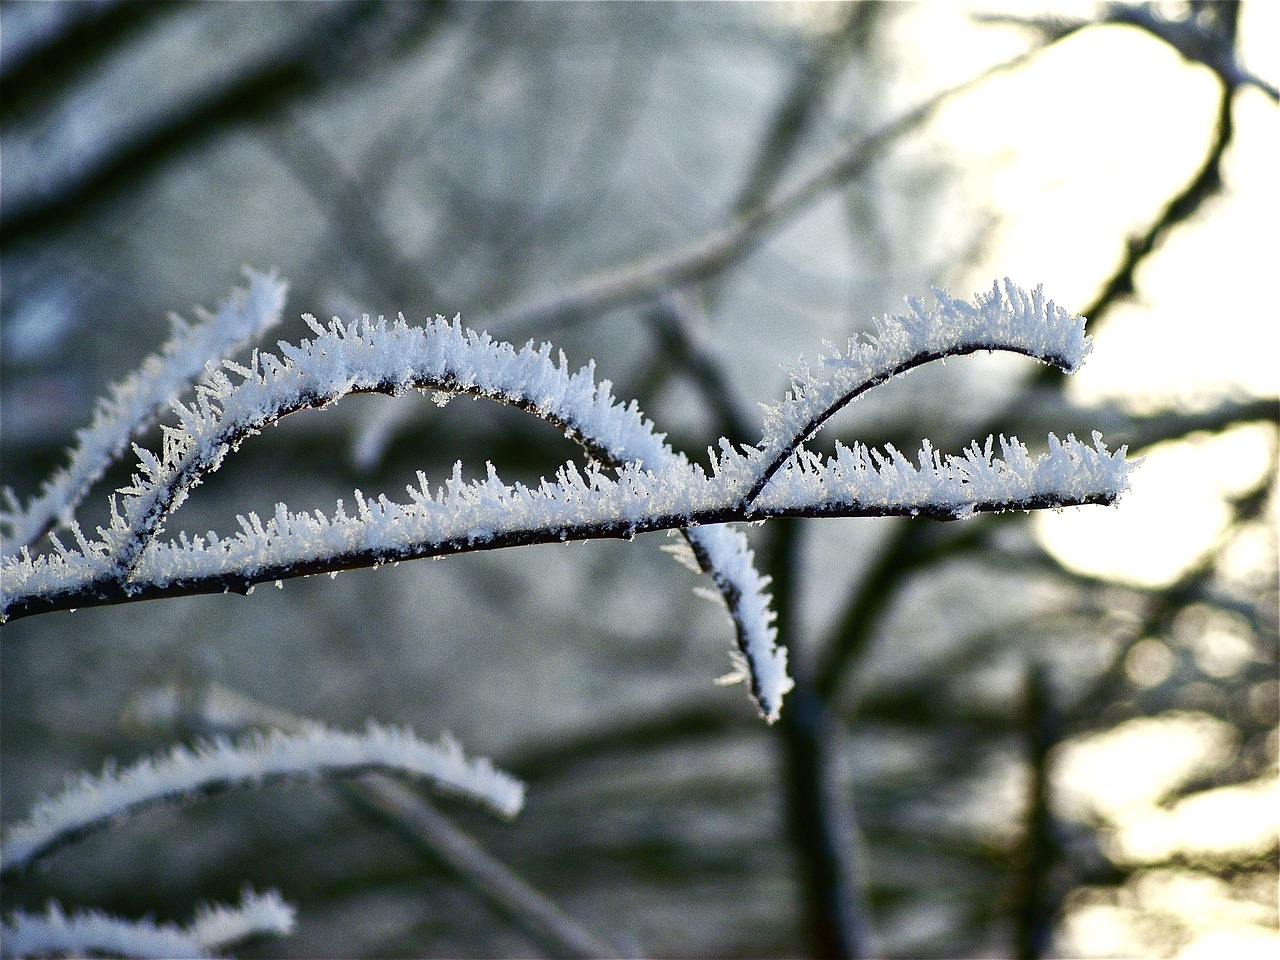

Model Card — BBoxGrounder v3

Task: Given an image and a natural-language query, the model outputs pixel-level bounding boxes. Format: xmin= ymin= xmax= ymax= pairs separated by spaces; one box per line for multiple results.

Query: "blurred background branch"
xmin=125 ymin=683 xmax=627 ymax=960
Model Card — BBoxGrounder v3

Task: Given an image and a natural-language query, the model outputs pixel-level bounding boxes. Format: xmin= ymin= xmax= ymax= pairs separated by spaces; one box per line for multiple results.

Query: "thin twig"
xmin=127 ymin=684 xmax=630 ymax=960
xmin=649 ymin=288 xmax=876 ymax=953
xmin=2 ymin=484 xmax=1120 ymax=623
xmin=488 ymin=45 xmax=1047 ymax=336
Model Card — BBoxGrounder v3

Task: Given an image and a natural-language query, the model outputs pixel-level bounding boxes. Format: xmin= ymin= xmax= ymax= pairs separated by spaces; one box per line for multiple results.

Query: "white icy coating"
xmin=0 ymin=304 xmax=791 ymax=719
xmin=183 ymin=887 xmax=296 ymax=952
xmin=742 ymin=279 xmax=1092 ymax=500
xmin=1 ymin=431 xmax=1130 ymax=607
xmin=685 ymin=524 xmax=788 ymax=714
xmin=2 ymin=903 xmax=214 ymax=960
xmin=0 ymin=279 xmax=1132 ymax=722
xmin=753 ymin=431 xmax=1130 ymax=519
xmin=1 ymin=890 xmax=295 ymax=960
xmin=1 ymin=723 xmax=523 ymax=873
xmin=0 ymin=270 xmax=288 ymax=550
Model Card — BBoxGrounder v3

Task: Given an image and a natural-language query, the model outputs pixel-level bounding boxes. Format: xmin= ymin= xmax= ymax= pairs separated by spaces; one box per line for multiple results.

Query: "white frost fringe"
xmin=737 ymin=278 xmax=1094 ymax=497
xmin=0 ymin=278 xmax=1132 ymax=723
xmin=0 ymin=285 xmax=793 ymax=719
xmin=1 ymin=889 xmax=295 ymax=960
xmin=1 ymin=723 xmax=523 ymax=874
xmin=0 ymin=269 xmax=288 ymax=550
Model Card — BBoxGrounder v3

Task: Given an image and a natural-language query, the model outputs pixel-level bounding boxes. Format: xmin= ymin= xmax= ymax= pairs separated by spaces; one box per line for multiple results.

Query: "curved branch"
xmin=741 ymin=279 xmax=1092 ymax=505
xmin=1 ymin=281 xmax=1132 ymax=726
xmin=68 ymin=307 xmax=788 ymax=718
xmin=0 ymin=270 xmax=287 ymax=552
xmin=130 ymin=683 xmax=626 ymax=960
xmin=1 ymin=891 xmax=295 ymax=960
xmin=1 ymin=431 xmax=1129 ymax=624
xmin=1 ymin=723 xmax=521 ymax=876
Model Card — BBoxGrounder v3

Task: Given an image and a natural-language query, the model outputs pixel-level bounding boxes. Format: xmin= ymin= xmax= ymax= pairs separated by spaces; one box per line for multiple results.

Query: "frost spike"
xmin=0 ymin=279 xmax=1133 ymax=728
xmin=0 ymin=271 xmax=287 ymax=552
xmin=746 ymin=278 xmax=1091 ymax=505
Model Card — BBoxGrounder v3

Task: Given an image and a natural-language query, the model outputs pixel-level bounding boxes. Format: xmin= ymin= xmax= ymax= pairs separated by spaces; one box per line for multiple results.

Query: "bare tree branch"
xmin=489 ymin=45 xmax=1048 ymax=335
xmin=126 ymin=683 xmax=631 ymax=960
xmin=0 ymin=1 xmax=451 ymax=253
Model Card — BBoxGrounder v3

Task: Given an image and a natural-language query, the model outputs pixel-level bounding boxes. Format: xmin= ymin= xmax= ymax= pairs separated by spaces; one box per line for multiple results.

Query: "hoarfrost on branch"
xmin=0 ymin=723 xmax=524 ymax=876
xmin=1 ymin=890 xmax=296 ymax=960
xmin=0 ymin=277 xmax=1134 ymax=722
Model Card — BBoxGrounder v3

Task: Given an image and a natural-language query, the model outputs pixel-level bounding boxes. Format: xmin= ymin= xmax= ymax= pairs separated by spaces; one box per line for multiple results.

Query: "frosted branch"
xmin=41 ymin=304 xmax=788 ymax=719
xmin=742 ymin=279 xmax=1091 ymax=505
xmin=0 ymin=723 xmax=523 ymax=875
xmin=97 ymin=310 xmax=682 ymax=572
xmin=0 ymin=279 xmax=1135 ymax=724
xmin=127 ymin=682 xmax=629 ymax=960
xmin=1 ymin=432 xmax=1131 ymax=622
xmin=0 ymin=269 xmax=287 ymax=552
xmin=1 ymin=890 xmax=295 ymax=960
xmin=183 ymin=887 xmax=297 ymax=953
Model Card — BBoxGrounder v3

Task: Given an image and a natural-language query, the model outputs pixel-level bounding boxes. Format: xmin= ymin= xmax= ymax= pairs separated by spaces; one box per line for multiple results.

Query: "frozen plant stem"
xmin=1 ymin=278 xmax=1133 ymax=723
xmin=1 ymin=723 xmax=522 ymax=876
xmin=127 ymin=683 xmax=627 ymax=960
xmin=0 ymin=270 xmax=287 ymax=551
xmin=1 ymin=890 xmax=295 ymax=960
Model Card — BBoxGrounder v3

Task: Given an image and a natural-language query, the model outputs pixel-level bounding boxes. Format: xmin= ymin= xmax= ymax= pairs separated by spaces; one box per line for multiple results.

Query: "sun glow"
xmin=892 ymin=3 xmax=1279 ymax=956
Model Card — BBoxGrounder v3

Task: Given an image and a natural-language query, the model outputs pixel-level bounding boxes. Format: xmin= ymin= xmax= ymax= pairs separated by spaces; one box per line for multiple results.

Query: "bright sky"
xmin=887 ymin=4 xmax=1278 ymax=957
xmin=889 ymin=1 xmax=1278 ymax=590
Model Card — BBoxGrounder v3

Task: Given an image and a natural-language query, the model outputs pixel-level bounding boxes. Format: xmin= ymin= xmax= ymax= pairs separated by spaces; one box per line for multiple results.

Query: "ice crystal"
xmin=0 ymin=270 xmax=287 ymax=551
xmin=745 ymin=278 xmax=1092 ymax=502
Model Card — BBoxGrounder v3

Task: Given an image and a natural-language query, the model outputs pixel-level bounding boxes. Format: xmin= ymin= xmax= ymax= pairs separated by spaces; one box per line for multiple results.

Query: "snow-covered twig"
xmin=128 ymin=682 xmax=627 ymax=960
xmin=0 ymin=429 xmax=1130 ymax=608
xmin=0 ymin=723 xmax=523 ymax=876
xmin=16 ymin=298 xmax=786 ymax=718
xmin=1 ymin=889 xmax=295 ymax=960
xmin=0 ymin=279 xmax=1133 ymax=722
xmin=0 ymin=270 xmax=287 ymax=551
xmin=183 ymin=887 xmax=297 ymax=953
xmin=741 ymin=279 xmax=1092 ymax=505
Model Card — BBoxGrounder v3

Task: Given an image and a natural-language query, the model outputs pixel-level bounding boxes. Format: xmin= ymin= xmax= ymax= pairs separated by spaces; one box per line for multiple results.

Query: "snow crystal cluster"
xmin=1 ymin=298 xmax=795 ymax=719
xmin=0 ymin=276 xmax=1132 ymax=725
xmin=2 ymin=890 xmax=295 ymax=960
xmin=755 ymin=432 xmax=1129 ymax=520
xmin=0 ymin=273 xmax=1134 ymax=958
xmin=741 ymin=279 xmax=1093 ymax=500
xmin=0 ymin=270 xmax=287 ymax=550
